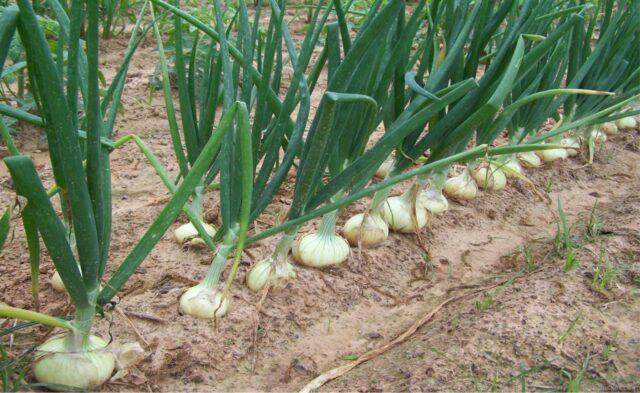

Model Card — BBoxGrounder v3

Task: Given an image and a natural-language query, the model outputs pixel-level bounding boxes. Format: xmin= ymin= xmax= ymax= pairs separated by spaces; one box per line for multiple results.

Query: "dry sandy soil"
xmin=1 ymin=15 xmax=639 ymax=393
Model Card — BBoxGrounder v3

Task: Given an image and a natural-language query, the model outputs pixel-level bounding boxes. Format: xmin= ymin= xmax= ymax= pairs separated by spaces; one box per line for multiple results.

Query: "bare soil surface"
xmin=1 ymin=23 xmax=639 ymax=392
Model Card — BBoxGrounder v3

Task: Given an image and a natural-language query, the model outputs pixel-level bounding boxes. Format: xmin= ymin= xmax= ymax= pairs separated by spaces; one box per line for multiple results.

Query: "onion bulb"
xmin=517 ymin=151 xmax=542 ymax=168
xmin=501 ymin=155 xmax=523 ymax=178
xmin=375 ymin=157 xmax=394 ymax=179
xmin=342 ymin=212 xmax=388 ymax=247
xmin=381 ymin=188 xmax=431 ymax=233
xmin=589 ymin=129 xmax=607 ymax=144
xmin=536 ymin=145 xmax=568 ymax=163
xmin=443 ymin=168 xmax=477 ymax=201
xmin=246 ymin=257 xmax=296 ymax=292
xmin=472 ymin=164 xmax=507 ymax=191
xmin=179 ymin=284 xmax=229 ymax=319
xmin=615 ymin=116 xmax=637 ymax=130
xmin=600 ymin=122 xmax=618 ymax=136
xmin=418 ymin=188 xmax=448 ymax=214
xmin=50 ymin=270 xmax=65 ymax=292
xmin=560 ymin=137 xmax=581 ymax=157
xmin=33 ymin=335 xmax=115 ymax=390
xmin=292 ymin=233 xmax=350 ymax=268
xmin=174 ymin=221 xmax=216 ymax=245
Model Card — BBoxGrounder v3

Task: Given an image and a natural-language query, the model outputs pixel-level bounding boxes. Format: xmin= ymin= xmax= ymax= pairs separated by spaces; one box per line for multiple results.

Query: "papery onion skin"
xmin=374 ymin=158 xmax=394 ymax=179
xmin=179 ymin=285 xmax=229 ymax=319
xmin=536 ymin=147 xmax=568 ymax=163
xmin=50 ymin=270 xmax=65 ymax=292
xmin=502 ymin=155 xmax=523 ymax=178
xmin=600 ymin=122 xmax=618 ymax=135
xmin=560 ymin=137 xmax=580 ymax=157
xmin=342 ymin=213 xmax=388 ymax=247
xmin=472 ymin=165 xmax=507 ymax=191
xmin=292 ymin=233 xmax=350 ymax=267
xmin=33 ymin=335 xmax=115 ymax=390
xmin=246 ymin=258 xmax=296 ymax=292
xmin=418 ymin=188 xmax=449 ymax=214
xmin=443 ymin=169 xmax=477 ymax=200
xmin=381 ymin=195 xmax=431 ymax=233
xmin=517 ymin=151 xmax=542 ymax=168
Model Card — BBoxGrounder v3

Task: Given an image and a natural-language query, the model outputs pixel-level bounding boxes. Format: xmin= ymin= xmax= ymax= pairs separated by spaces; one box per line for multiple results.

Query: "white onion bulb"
xmin=33 ymin=335 xmax=115 ymax=390
xmin=50 ymin=270 xmax=65 ymax=292
xmin=443 ymin=169 xmax=477 ymax=200
xmin=246 ymin=257 xmax=296 ymax=292
xmin=615 ymin=116 xmax=637 ymax=130
xmin=292 ymin=233 xmax=350 ymax=268
xmin=517 ymin=151 xmax=542 ymax=168
xmin=179 ymin=285 xmax=229 ymax=319
xmin=536 ymin=146 xmax=568 ymax=163
xmin=375 ymin=157 xmax=394 ymax=179
xmin=502 ymin=155 xmax=523 ymax=178
xmin=589 ymin=129 xmax=607 ymax=144
xmin=381 ymin=191 xmax=431 ymax=233
xmin=418 ymin=188 xmax=448 ymax=214
xmin=600 ymin=122 xmax=618 ymax=135
xmin=472 ymin=165 xmax=507 ymax=191
xmin=560 ymin=137 xmax=581 ymax=157
xmin=174 ymin=221 xmax=216 ymax=245
xmin=342 ymin=212 xmax=388 ymax=247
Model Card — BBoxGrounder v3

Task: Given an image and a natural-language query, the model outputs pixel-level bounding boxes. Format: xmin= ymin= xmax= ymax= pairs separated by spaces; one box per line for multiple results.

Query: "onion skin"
xmin=615 ymin=116 xmax=637 ymax=130
xmin=600 ymin=122 xmax=618 ymax=136
xmin=374 ymin=158 xmax=394 ymax=179
xmin=50 ymin=271 xmax=65 ymax=292
xmin=246 ymin=258 xmax=296 ymax=292
xmin=174 ymin=221 xmax=216 ymax=244
xmin=502 ymin=155 xmax=523 ymax=178
xmin=560 ymin=137 xmax=580 ymax=157
xmin=381 ymin=195 xmax=431 ymax=233
xmin=342 ymin=213 xmax=388 ymax=247
xmin=292 ymin=233 xmax=350 ymax=267
xmin=179 ymin=285 xmax=229 ymax=319
xmin=472 ymin=165 xmax=507 ymax=191
xmin=536 ymin=147 xmax=568 ymax=163
xmin=33 ymin=335 xmax=115 ymax=390
xmin=443 ymin=169 xmax=477 ymax=200
xmin=517 ymin=151 xmax=542 ymax=168
xmin=418 ymin=188 xmax=448 ymax=214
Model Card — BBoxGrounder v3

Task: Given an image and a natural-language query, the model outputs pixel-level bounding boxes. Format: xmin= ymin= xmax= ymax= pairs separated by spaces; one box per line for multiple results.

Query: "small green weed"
xmin=586 ymin=201 xmax=603 ymax=239
xmin=592 ymin=245 xmax=619 ymax=291
xmin=562 ymin=355 xmax=590 ymax=392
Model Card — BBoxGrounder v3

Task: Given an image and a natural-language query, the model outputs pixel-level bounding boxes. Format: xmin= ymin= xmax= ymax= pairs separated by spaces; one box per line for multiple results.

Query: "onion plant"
xmin=0 ymin=0 xmax=251 ymax=389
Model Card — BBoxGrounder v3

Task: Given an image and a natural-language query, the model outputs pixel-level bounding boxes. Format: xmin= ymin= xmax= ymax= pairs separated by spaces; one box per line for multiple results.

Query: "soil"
xmin=1 ymin=15 xmax=639 ymax=393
